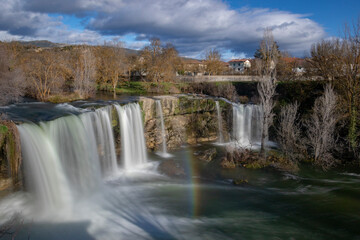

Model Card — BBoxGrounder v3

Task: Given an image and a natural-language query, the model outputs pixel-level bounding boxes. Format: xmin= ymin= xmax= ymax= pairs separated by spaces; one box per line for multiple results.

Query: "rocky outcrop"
xmin=198 ymin=148 xmax=217 ymax=163
xmin=139 ymin=95 xmax=232 ymax=151
xmin=0 ymin=120 xmax=22 ymax=191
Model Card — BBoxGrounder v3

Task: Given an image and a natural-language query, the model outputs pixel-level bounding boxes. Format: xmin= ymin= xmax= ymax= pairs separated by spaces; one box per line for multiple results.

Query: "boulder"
xmin=232 ymin=178 xmax=249 ymax=186
xmin=220 ymin=158 xmax=236 ymax=168
xmin=198 ymin=148 xmax=217 ymax=163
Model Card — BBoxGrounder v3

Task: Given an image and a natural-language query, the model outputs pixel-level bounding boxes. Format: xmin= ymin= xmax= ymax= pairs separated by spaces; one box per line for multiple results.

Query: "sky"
xmin=0 ymin=0 xmax=359 ymax=60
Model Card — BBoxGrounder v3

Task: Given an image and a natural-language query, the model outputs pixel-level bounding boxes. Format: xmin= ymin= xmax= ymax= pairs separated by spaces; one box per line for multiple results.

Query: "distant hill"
xmin=14 ymin=40 xmax=201 ymax=60
xmin=15 ymin=40 xmax=140 ymax=55
xmin=16 ymin=40 xmax=67 ymax=48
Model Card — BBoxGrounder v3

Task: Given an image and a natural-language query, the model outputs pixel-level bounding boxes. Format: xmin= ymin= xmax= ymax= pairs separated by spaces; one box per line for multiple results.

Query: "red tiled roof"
xmin=228 ymin=59 xmax=250 ymax=63
xmin=282 ymin=57 xmax=305 ymax=63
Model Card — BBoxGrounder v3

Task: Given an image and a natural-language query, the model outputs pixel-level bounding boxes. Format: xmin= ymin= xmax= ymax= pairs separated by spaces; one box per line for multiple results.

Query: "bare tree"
xmin=256 ymin=29 xmax=279 ymax=158
xmin=0 ymin=44 xmax=26 ymax=105
xmin=309 ymin=17 xmax=360 ymax=152
xmin=304 ymin=84 xmax=338 ymax=169
xmin=24 ymin=50 xmax=65 ymax=101
xmin=204 ymin=48 xmax=225 ymax=75
xmin=277 ymin=102 xmax=305 ymax=163
xmin=74 ymin=46 xmax=96 ymax=98
xmin=308 ymin=39 xmax=343 ymax=80
xmin=336 ymin=18 xmax=360 ymax=151
xmin=140 ymin=38 xmax=180 ymax=82
xmin=96 ymin=42 xmax=127 ymax=96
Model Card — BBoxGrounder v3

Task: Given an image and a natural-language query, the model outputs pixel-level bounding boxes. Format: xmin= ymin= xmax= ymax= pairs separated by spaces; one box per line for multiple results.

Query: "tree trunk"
xmin=260 ymin=118 xmax=267 ymax=160
xmin=348 ymin=101 xmax=357 ymax=149
xmin=113 ymin=85 xmax=116 ymax=98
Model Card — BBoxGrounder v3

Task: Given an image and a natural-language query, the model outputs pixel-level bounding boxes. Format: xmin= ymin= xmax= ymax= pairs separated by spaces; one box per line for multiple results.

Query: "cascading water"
xmin=18 ymin=124 xmax=73 ymax=210
xmin=17 ymin=106 xmax=118 ymax=210
xmin=2 ymin=99 xmax=358 ymax=240
xmin=232 ymin=104 xmax=263 ymax=147
xmin=91 ymin=106 xmax=118 ymax=175
xmin=156 ymin=100 xmax=171 ymax=157
xmin=115 ymin=103 xmax=147 ymax=170
xmin=215 ymin=101 xmax=224 ymax=144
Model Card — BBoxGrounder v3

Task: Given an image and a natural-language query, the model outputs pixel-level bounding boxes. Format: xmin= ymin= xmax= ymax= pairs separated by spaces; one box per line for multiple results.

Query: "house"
xmin=228 ymin=59 xmax=251 ymax=73
xmin=183 ymin=58 xmax=207 ymax=76
xmin=282 ymin=57 xmax=306 ymax=75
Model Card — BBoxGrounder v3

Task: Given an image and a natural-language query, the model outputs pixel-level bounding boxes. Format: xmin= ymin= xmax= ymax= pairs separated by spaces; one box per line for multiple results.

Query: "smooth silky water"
xmin=0 ymin=99 xmax=359 ymax=239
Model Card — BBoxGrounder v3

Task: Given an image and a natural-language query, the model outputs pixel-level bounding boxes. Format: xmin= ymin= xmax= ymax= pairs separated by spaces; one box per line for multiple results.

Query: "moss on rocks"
xmin=0 ymin=121 xmax=22 ymax=191
xmin=139 ymin=95 xmax=232 ymax=151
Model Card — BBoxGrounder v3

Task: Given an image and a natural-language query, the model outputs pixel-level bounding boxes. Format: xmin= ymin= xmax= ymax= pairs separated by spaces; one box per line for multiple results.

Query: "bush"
xmin=190 ymin=82 xmax=238 ymax=102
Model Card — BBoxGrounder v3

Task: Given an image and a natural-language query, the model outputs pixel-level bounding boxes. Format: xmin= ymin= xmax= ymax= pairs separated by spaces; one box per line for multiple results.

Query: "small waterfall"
xmin=232 ymin=104 xmax=263 ymax=147
xmin=17 ymin=106 xmax=119 ymax=210
xmin=156 ymin=100 xmax=169 ymax=157
xmin=215 ymin=101 xmax=224 ymax=143
xmin=115 ymin=103 xmax=147 ymax=170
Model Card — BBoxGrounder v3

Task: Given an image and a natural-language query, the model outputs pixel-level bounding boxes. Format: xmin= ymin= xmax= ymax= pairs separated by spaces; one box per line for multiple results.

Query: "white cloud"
xmin=0 ymin=0 xmax=327 ymax=56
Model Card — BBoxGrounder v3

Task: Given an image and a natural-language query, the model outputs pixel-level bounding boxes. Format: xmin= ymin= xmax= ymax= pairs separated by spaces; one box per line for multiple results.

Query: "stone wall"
xmin=177 ymin=75 xmax=264 ymax=83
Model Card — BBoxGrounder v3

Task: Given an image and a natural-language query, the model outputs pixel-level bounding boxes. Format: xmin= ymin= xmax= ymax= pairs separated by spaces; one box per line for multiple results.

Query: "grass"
xmin=99 ymin=81 xmax=191 ymax=95
xmin=46 ymin=93 xmax=83 ymax=103
xmin=0 ymin=125 xmax=8 ymax=134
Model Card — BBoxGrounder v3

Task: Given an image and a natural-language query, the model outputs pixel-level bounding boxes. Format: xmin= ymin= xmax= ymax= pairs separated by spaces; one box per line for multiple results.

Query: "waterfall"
xmin=17 ymin=106 xmax=118 ymax=210
xmin=232 ymin=104 xmax=263 ymax=147
xmin=156 ymin=100 xmax=170 ymax=157
xmin=215 ymin=101 xmax=224 ymax=143
xmin=91 ymin=106 xmax=118 ymax=175
xmin=18 ymin=124 xmax=73 ymax=210
xmin=115 ymin=103 xmax=147 ymax=170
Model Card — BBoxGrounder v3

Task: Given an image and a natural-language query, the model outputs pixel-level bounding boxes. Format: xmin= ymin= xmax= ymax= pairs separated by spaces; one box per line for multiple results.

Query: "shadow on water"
xmin=4 ymin=221 xmax=94 ymax=240
xmin=101 ymin=192 xmax=178 ymax=240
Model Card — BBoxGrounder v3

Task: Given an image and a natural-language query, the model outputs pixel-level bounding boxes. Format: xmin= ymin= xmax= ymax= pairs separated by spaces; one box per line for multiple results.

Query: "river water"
xmin=0 ymin=96 xmax=359 ymax=240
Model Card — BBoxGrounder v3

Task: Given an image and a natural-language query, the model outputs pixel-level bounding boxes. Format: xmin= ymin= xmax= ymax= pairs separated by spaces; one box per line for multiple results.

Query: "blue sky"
xmin=232 ymin=0 xmax=360 ymax=36
xmin=0 ymin=0 xmax=359 ymax=59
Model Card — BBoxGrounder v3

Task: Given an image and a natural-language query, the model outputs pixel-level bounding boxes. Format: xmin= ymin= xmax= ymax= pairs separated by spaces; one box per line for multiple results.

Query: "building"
xmin=228 ymin=59 xmax=251 ymax=73
xmin=183 ymin=58 xmax=207 ymax=76
xmin=282 ymin=57 xmax=306 ymax=75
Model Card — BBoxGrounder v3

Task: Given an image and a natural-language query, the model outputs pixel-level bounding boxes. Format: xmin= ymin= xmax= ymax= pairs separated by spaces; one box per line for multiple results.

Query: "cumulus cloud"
xmin=0 ymin=0 xmax=105 ymax=44
xmin=0 ymin=0 xmax=326 ymax=57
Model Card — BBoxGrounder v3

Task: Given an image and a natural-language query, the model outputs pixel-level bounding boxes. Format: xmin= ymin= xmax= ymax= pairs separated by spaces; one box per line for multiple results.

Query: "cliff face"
xmin=0 ymin=120 xmax=22 ymax=192
xmin=139 ymin=95 xmax=232 ymax=151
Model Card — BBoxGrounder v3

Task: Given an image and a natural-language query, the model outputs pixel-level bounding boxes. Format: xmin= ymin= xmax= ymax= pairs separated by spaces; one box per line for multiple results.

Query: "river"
xmin=0 ymin=95 xmax=359 ymax=240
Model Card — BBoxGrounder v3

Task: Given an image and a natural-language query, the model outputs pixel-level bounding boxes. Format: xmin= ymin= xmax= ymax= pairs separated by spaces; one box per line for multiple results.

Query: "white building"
xmin=228 ymin=59 xmax=251 ymax=73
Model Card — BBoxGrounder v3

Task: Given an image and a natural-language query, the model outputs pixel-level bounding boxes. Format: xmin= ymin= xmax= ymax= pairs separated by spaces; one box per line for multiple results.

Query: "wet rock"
xmin=158 ymin=159 xmax=185 ymax=178
xmin=220 ymin=158 xmax=236 ymax=168
xmin=0 ymin=178 xmax=12 ymax=191
xmin=140 ymin=95 xmax=231 ymax=151
xmin=198 ymin=148 xmax=217 ymax=163
xmin=232 ymin=178 xmax=249 ymax=186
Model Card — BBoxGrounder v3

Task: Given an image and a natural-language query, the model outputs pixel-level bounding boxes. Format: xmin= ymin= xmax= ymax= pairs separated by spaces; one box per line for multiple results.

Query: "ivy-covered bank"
xmin=0 ymin=121 xmax=22 ymax=193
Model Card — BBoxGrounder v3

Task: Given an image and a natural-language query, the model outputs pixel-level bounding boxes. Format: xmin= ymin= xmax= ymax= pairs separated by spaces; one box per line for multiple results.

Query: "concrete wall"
xmin=177 ymin=75 xmax=264 ymax=82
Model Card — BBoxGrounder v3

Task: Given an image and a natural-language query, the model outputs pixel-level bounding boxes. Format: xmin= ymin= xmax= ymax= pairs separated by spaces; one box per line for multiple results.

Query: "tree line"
xmin=0 ymin=39 xmax=183 ymax=104
xmin=254 ymin=17 xmax=360 ymax=170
